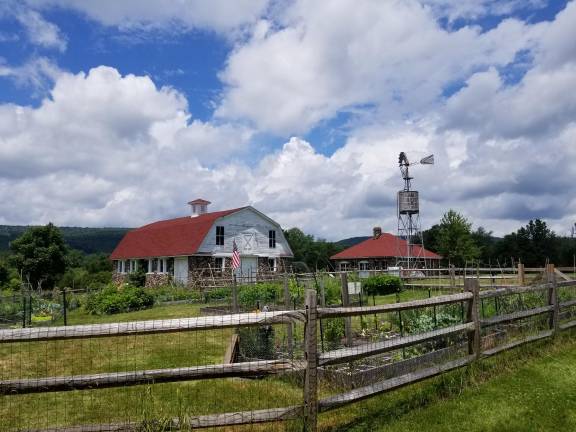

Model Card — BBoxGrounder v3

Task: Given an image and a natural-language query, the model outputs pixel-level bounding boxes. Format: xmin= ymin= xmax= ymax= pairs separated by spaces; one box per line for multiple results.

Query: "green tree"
xmin=284 ymin=228 xmax=343 ymax=271
xmin=495 ymin=219 xmax=559 ymax=266
xmin=437 ymin=210 xmax=479 ymax=266
xmin=10 ymin=223 xmax=68 ymax=290
xmin=0 ymin=260 xmax=9 ymax=286
xmin=471 ymin=226 xmax=496 ymax=264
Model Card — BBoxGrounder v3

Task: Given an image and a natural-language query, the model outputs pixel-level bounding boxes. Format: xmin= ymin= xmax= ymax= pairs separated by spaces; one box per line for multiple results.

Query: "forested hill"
xmin=335 ymin=236 xmax=370 ymax=248
xmin=0 ymin=225 xmax=131 ymax=254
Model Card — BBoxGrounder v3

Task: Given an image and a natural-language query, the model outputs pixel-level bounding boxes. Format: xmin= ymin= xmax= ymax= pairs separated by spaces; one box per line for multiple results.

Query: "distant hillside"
xmin=0 ymin=225 xmax=131 ymax=254
xmin=335 ymin=236 xmax=370 ymax=249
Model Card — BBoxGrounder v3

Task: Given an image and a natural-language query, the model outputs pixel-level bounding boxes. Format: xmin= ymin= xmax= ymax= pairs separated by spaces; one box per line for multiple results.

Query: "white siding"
xmin=197 ymin=207 xmax=293 ymax=258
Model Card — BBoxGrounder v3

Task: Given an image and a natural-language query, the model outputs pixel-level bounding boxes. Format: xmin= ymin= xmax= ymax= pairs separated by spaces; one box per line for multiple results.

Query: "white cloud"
xmin=1 ymin=1 xmax=576 ymax=242
xmin=0 ymin=66 xmax=253 ymax=226
xmin=216 ymin=0 xmax=545 ymax=135
xmin=27 ymin=0 xmax=269 ymax=34
xmin=0 ymin=57 xmax=62 ymax=94
xmin=15 ymin=9 xmax=67 ymax=51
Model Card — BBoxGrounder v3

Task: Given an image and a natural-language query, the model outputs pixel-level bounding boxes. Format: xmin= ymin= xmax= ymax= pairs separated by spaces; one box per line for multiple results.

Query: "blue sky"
xmin=0 ymin=0 xmax=575 ymax=239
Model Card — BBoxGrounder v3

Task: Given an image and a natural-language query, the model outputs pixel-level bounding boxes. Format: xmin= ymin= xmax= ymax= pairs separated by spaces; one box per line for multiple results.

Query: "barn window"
xmin=216 ymin=226 xmax=225 ymax=246
xmin=268 ymin=258 xmax=277 ymax=272
xmin=359 ymin=261 xmax=369 ymax=271
xmin=269 ymin=230 xmax=276 ymax=248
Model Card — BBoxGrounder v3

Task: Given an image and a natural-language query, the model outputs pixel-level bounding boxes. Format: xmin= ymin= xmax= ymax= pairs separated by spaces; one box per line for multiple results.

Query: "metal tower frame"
xmin=396 ymin=152 xmax=433 ymax=269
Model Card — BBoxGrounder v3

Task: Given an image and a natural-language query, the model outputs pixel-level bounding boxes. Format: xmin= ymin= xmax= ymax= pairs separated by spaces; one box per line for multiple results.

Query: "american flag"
xmin=231 ymin=239 xmax=241 ymax=270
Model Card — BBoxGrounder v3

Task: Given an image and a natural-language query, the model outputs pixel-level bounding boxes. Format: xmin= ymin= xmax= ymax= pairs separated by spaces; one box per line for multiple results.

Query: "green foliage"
xmin=437 ymin=210 xmax=480 ymax=266
xmin=324 ymin=318 xmax=345 ymax=349
xmin=322 ymin=276 xmax=342 ymax=305
xmin=84 ymin=284 xmax=154 ymax=315
xmin=284 ymin=227 xmax=343 ymax=271
xmin=494 ymin=219 xmax=559 ymax=267
xmin=128 ymin=269 xmax=147 ymax=287
xmin=58 ymin=267 xmax=111 ymax=291
xmin=204 ymin=287 xmax=231 ymax=303
xmin=9 ymin=223 xmax=68 ymax=290
xmin=0 ymin=260 xmax=8 ymax=286
xmin=150 ymin=285 xmax=202 ymax=303
xmin=238 ymin=283 xmax=279 ymax=310
xmin=363 ymin=274 xmax=403 ymax=297
xmin=0 ymin=300 xmax=21 ymax=322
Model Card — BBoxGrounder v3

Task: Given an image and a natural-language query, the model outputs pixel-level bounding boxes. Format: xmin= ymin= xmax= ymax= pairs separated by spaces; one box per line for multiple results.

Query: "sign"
xmin=347 ymin=282 xmax=361 ymax=295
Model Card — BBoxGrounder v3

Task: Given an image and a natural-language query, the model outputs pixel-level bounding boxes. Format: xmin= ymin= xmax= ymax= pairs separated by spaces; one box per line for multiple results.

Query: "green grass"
xmin=321 ymin=332 xmax=576 ymax=431
xmin=0 ymin=300 xmax=305 ymax=431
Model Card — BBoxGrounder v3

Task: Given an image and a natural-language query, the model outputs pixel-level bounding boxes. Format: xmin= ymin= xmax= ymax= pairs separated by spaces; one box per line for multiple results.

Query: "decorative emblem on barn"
xmin=242 ymin=232 xmax=255 ymax=251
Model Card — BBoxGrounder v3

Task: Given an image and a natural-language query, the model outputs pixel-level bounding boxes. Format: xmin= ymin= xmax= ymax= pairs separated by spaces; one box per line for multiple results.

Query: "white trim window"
xmin=339 ymin=261 xmax=350 ymax=271
xmin=267 ymin=258 xmax=277 ymax=272
xmin=216 ymin=226 xmax=225 ymax=246
xmin=214 ymin=257 xmax=225 ymax=272
xmin=268 ymin=230 xmax=276 ymax=248
xmin=358 ymin=261 xmax=369 ymax=271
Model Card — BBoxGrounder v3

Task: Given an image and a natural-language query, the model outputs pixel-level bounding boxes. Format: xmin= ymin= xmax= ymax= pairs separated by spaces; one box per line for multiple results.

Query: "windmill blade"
xmin=420 ymin=154 xmax=434 ymax=165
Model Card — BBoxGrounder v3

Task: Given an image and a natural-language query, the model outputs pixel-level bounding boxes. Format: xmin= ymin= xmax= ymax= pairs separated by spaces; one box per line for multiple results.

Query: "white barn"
xmin=110 ymin=199 xmax=293 ymax=287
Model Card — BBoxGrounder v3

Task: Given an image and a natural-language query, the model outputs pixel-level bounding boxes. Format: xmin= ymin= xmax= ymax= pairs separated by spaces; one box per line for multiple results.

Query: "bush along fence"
xmin=0 ymin=265 xmax=575 ymax=430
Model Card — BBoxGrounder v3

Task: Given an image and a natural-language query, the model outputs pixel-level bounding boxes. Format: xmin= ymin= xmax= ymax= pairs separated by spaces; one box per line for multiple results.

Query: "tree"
xmin=0 ymin=260 xmax=8 ymax=286
xmin=284 ymin=228 xmax=343 ymax=271
xmin=471 ymin=226 xmax=496 ymax=264
xmin=495 ymin=219 xmax=559 ymax=266
xmin=437 ymin=210 xmax=479 ymax=266
xmin=10 ymin=223 xmax=68 ymax=290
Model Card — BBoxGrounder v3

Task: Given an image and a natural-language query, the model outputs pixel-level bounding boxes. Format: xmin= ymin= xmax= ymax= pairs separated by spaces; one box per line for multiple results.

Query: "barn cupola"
xmin=188 ymin=198 xmax=211 ymax=217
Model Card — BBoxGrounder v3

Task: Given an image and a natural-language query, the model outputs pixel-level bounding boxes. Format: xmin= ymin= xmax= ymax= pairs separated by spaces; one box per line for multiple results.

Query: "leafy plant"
xmin=84 ymin=284 xmax=154 ymax=315
xmin=363 ymin=274 xmax=403 ymax=304
xmin=238 ymin=283 xmax=278 ymax=310
xmin=324 ymin=318 xmax=345 ymax=350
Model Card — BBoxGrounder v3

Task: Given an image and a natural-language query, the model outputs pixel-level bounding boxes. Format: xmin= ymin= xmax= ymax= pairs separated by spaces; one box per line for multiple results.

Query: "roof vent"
xmin=188 ymin=199 xmax=211 ymax=218
xmin=373 ymin=227 xmax=382 ymax=239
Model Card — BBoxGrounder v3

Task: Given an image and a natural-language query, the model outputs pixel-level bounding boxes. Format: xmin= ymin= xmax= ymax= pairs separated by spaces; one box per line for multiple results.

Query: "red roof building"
xmin=331 ymin=230 xmax=441 ymax=271
xmin=111 ymin=201 xmax=293 ymax=287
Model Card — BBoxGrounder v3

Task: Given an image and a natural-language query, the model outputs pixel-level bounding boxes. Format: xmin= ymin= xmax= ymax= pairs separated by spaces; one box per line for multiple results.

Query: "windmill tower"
xmin=396 ymin=152 xmax=434 ymax=269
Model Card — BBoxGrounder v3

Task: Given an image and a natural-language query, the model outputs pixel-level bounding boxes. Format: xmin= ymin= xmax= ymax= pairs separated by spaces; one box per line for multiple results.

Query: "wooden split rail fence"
xmin=1 ymin=265 xmax=575 ymax=431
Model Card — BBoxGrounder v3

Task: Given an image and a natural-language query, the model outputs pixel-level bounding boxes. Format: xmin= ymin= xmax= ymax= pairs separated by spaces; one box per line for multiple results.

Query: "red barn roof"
xmin=110 ymin=208 xmax=245 ymax=260
xmin=331 ymin=233 xmax=441 ymax=260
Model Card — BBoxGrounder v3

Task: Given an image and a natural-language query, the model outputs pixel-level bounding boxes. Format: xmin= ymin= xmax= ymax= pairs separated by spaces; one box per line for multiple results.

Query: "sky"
xmin=0 ymin=0 xmax=575 ymax=240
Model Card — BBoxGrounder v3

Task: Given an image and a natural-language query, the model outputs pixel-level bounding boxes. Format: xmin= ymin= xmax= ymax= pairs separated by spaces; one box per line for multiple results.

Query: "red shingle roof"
xmin=110 ymin=208 xmax=245 ymax=260
xmin=331 ymin=233 xmax=441 ymax=260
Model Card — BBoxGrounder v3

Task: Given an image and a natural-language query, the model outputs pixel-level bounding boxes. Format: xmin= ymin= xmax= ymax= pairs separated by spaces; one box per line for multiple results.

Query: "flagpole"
xmin=232 ymin=270 xmax=239 ymax=314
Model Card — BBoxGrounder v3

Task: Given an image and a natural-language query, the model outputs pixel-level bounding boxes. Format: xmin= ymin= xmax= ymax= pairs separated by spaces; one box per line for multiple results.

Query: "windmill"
xmin=396 ymin=152 xmax=434 ymax=269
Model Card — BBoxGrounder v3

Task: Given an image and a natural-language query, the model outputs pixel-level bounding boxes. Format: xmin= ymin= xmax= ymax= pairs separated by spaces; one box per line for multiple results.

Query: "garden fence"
xmin=0 ymin=265 xmax=575 ymax=430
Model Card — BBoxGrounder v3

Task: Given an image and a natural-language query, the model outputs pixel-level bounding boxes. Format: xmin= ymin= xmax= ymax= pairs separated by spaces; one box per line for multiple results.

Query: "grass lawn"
xmin=321 ymin=332 xmax=576 ymax=432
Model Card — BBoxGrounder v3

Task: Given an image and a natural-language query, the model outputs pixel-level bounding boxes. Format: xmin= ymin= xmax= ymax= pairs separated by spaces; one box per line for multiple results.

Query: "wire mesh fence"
xmin=0 ymin=266 xmax=575 ymax=431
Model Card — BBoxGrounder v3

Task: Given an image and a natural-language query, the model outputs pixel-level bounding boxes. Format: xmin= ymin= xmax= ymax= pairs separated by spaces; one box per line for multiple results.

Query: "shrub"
xmin=238 ymin=283 xmax=278 ymax=310
xmin=128 ymin=269 xmax=147 ymax=288
xmin=363 ymin=274 xmax=403 ymax=303
xmin=324 ymin=318 xmax=345 ymax=350
xmin=151 ymin=285 xmax=202 ymax=303
xmin=84 ymin=284 xmax=154 ymax=315
xmin=204 ymin=287 xmax=231 ymax=303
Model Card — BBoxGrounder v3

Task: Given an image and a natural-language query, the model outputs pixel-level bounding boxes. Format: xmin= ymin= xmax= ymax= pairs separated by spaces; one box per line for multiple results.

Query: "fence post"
xmin=283 ymin=273 xmax=294 ymax=357
xmin=340 ymin=272 xmax=353 ymax=347
xmin=304 ymin=289 xmax=318 ymax=432
xmin=62 ymin=287 xmax=68 ymax=327
xmin=232 ymin=273 xmax=239 ymax=314
xmin=517 ymin=263 xmax=525 ymax=286
xmin=546 ymin=264 xmax=559 ymax=334
xmin=449 ymin=265 xmax=456 ymax=289
xmin=464 ymin=278 xmax=481 ymax=359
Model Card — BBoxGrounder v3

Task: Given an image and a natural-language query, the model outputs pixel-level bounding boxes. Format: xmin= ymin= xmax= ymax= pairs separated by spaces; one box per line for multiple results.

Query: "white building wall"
xmin=197 ymin=207 xmax=293 ymax=258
